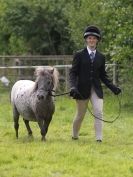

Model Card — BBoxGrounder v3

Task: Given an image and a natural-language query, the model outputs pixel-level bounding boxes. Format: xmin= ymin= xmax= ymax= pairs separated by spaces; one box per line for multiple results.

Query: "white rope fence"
xmin=0 ymin=63 xmax=116 ymax=69
xmin=0 ymin=63 xmax=118 ymax=89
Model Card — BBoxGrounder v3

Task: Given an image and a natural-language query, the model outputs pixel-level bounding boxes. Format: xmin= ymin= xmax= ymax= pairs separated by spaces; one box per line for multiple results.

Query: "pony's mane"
xmin=34 ymin=66 xmax=59 ymax=90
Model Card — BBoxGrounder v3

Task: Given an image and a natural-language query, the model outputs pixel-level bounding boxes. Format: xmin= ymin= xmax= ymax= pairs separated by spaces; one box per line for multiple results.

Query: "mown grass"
xmin=0 ymin=87 xmax=133 ymax=177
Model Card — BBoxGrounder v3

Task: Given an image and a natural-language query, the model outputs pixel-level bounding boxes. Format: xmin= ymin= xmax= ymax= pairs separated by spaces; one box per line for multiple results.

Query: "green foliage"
xmin=65 ymin=0 xmax=103 ymax=50
xmin=99 ymin=0 xmax=133 ymax=61
xmin=66 ymin=0 xmax=133 ymax=61
xmin=0 ymin=0 xmax=74 ymax=54
xmin=8 ymin=35 xmax=27 ymax=54
xmin=0 ymin=0 xmax=133 ymax=60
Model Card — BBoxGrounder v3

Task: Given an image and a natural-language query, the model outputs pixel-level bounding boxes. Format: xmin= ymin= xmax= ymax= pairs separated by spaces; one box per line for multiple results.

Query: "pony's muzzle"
xmin=37 ymin=94 xmax=44 ymax=100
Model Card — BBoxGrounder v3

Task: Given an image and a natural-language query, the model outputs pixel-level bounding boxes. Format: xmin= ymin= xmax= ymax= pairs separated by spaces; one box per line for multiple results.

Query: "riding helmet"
xmin=84 ymin=25 xmax=101 ymax=40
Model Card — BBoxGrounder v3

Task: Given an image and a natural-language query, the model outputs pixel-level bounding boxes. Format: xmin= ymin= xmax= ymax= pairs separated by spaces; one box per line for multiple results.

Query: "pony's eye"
xmin=47 ymin=81 xmax=50 ymax=85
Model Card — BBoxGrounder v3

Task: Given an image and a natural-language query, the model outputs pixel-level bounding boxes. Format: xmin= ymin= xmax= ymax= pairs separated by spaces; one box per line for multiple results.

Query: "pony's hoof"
xmin=41 ymin=137 xmax=46 ymax=141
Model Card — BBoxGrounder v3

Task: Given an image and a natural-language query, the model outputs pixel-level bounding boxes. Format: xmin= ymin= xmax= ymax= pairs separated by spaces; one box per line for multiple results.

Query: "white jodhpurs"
xmin=72 ymin=88 xmax=103 ymax=140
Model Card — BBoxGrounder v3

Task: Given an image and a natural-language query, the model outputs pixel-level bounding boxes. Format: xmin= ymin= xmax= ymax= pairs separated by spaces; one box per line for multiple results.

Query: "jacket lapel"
xmin=83 ymin=48 xmax=91 ymax=62
xmin=93 ymin=50 xmax=98 ymax=63
xmin=93 ymin=50 xmax=102 ymax=67
xmin=82 ymin=48 xmax=101 ymax=66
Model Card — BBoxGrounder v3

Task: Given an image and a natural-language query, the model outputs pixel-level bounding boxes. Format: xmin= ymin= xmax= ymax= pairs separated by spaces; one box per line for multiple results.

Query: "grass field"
xmin=0 ymin=87 xmax=133 ymax=177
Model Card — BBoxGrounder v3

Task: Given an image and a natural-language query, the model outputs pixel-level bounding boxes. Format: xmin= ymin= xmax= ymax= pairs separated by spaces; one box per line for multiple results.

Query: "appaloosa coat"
xmin=11 ymin=66 xmax=59 ymax=141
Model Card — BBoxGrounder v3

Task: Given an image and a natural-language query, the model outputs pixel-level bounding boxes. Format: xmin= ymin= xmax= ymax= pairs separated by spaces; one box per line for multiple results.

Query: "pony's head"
xmin=33 ymin=66 xmax=59 ymax=100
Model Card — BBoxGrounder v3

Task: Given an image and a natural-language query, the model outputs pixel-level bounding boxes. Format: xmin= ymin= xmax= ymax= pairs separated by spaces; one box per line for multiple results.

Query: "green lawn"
xmin=0 ymin=88 xmax=133 ymax=177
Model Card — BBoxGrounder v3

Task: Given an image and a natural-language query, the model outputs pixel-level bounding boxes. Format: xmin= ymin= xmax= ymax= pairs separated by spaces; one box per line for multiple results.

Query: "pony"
xmin=11 ymin=66 xmax=59 ymax=141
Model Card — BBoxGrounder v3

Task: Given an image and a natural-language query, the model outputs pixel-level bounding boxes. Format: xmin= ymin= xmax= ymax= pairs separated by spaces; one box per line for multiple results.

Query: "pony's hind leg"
xmin=23 ymin=119 xmax=33 ymax=137
xmin=13 ymin=105 xmax=20 ymax=139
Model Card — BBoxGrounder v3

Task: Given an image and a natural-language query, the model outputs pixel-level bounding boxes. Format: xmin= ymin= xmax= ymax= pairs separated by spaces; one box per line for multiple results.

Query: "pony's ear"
xmin=35 ymin=67 xmax=45 ymax=76
xmin=49 ymin=68 xmax=54 ymax=74
xmin=34 ymin=70 xmax=38 ymax=77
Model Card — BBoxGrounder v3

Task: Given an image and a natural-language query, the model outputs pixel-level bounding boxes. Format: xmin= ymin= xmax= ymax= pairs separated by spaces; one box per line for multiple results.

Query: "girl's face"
xmin=86 ymin=35 xmax=98 ymax=49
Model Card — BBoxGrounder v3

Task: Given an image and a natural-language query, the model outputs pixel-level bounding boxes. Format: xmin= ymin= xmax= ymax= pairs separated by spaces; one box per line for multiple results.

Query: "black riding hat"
xmin=84 ymin=25 xmax=101 ymax=40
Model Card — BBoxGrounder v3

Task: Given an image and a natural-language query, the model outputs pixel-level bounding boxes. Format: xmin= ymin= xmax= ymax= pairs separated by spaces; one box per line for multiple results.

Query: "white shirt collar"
xmin=87 ymin=46 xmax=96 ymax=55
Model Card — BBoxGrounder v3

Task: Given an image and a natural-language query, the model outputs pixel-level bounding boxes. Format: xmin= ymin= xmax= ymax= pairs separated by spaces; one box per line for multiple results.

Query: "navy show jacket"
xmin=69 ymin=47 xmax=117 ymax=99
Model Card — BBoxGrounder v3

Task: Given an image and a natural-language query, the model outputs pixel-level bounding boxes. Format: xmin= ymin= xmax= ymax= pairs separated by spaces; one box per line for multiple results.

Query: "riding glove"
xmin=113 ymin=87 xmax=121 ymax=95
xmin=70 ymin=87 xmax=80 ymax=98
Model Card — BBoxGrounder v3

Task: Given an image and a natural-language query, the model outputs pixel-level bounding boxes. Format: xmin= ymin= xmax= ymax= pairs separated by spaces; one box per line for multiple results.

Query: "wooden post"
xmin=113 ymin=61 xmax=117 ymax=85
xmin=2 ymin=57 xmax=6 ymax=76
xmin=65 ymin=57 xmax=71 ymax=92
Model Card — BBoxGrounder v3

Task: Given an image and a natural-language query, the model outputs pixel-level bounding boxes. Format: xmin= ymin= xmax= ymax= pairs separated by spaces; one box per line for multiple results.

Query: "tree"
xmin=99 ymin=0 xmax=133 ymax=62
xmin=0 ymin=0 xmax=133 ymax=60
xmin=0 ymin=0 xmax=74 ymax=54
xmin=65 ymin=0 xmax=133 ymax=62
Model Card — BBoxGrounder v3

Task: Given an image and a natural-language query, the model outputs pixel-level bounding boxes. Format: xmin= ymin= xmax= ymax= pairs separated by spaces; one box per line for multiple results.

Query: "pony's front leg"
xmin=37 ymin=117 xmax=52 ymax=141
xmin=37 ymin=119 xmax=47 ymax=141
